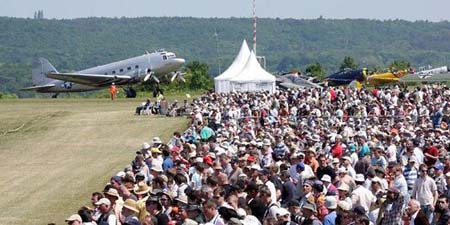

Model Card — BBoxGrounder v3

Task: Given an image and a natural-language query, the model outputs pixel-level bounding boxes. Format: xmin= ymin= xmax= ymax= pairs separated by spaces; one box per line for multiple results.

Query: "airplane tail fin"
xmin=32 ymin=58 xmax=58 ymax=85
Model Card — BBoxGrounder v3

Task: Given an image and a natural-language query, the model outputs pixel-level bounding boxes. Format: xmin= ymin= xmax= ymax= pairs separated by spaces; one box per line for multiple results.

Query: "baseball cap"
xmin=65 ymin=214 xmax=82 ymax=223
xmin=95 ymin=198 xmax=111 ymax=206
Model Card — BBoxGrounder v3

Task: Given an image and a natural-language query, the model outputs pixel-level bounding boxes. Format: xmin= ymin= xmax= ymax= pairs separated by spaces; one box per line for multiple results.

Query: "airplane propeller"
xmin=143 ymin=69 xmax=160 ymax=84
xmin=170 ymin=71 xmax=186 ymax=82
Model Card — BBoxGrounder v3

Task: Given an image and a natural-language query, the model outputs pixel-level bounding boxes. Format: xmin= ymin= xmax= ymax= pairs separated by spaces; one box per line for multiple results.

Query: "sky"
xmin=1 ymin=0 xmax=450 ymax=22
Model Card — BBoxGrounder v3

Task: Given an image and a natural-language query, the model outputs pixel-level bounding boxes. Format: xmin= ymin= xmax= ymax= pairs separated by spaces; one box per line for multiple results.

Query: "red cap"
xmin=247 ymin=156 xmax=256 ymax=162
xmin=203 ymin=156 xmax=213 ymax=166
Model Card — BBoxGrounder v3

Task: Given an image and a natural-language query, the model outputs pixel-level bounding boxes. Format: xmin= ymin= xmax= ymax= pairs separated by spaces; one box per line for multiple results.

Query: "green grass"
xmin=0 ymin=98 xmax=190 ymax=225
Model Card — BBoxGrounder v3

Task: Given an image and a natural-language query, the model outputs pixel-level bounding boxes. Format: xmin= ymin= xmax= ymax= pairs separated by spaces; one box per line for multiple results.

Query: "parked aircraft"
xmin=324 ymin=68 xmax=368 ymax=86
xmin=276 ymin=72 xmax=321 ymax=89
xmin=22 ymin=50 xmax=185 ymax=98
xmin=366 ymin=69 xmax=410 ymax=86
xmin=414 ymin=66 xmax=450 ymax=79
xmin=324 ymin=68 xmax=411 ymax=87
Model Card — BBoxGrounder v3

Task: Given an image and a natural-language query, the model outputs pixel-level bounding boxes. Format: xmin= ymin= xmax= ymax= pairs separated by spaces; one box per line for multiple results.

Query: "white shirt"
xmin=265 ymin=180 xmax=277 ymax=204
xmin=412 ymin=176 xmax=437 ymax=206
xmin=351 ymin=185 xmax=376 ymax=212
xmin=410 ymin=210 xmax=419 ymax=225
xmin=386 ymin=144 xmax=397 ymax=162
xmin=300 ymin=164 xmax=315 ymax=179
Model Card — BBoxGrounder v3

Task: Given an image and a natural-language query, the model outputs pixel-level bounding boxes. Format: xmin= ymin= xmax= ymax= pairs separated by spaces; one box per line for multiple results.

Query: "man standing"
xmin=411 ymin=164 xmax=438 ymax=223
xmin=280 ymin=170 xmax=296 ymax=206
xmin=259 ymin=169 xmax=277 ymax=204
xmin=435 ymin=195 xmax=450 ymax=225
xmin=377 ymin=187 xmax=404 ymax=225
xmin=203 ymin=200 xmax=224 ymax=225
xmin=351 ymin=174 xmax=375 ymax=213
xmin=96 ymin=198 xmax=117 ymax=225
xmin=110 ymin=82 xmax=117 ymax=100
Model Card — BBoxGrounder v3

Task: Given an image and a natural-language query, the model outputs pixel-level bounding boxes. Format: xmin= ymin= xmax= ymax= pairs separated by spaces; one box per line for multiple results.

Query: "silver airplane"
xmin=22 ymin=50 xmax=185 ymax=97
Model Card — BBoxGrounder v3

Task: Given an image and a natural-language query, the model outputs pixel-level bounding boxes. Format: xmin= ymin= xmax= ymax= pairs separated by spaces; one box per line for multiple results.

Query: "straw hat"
xmin=134 ymin=182 xmax=151 ymax=195
xmin=123 ymin=199 xmax=139 ymax=213
xmin=175 ymin=194 xmax=189 ymax=205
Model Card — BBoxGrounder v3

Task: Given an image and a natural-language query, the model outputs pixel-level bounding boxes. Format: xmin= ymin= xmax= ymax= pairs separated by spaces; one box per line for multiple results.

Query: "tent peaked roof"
xmin=214 ymin=40 xmax=250 ymax=80
xmin=230 ymin=51 xmax=275 ymax=82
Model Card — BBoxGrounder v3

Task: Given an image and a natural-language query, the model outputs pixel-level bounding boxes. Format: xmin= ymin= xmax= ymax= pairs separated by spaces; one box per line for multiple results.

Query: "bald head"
xmin=407 ymin=199 xmax=420 ymax=216
xmin=218 ymin=173 xmax=228 ymax=185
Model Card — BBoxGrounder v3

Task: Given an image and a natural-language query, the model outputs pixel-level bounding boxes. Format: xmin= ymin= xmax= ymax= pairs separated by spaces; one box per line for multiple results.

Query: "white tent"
xmin=229 ymin=51 xmax=276 ymax=93
xmin=214 ymin=40 xmax=250 ymax=93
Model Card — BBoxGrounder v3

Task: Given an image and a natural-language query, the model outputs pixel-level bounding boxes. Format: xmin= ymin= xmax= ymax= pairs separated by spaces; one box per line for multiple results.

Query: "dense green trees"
xmin=340 ymin=56 xmax=359 ymax=70
xmin=305 ymin=63 xmax=326 ymax=79
xmin=388 ymin=60 xmax=411 ymax=71
xmin=2 ymin=17 xmax=450 ymax=96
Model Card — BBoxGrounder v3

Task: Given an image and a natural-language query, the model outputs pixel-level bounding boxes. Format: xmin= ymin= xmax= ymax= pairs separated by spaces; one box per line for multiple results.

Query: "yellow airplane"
xmin=366 ymin=69 xmax=410 ymax=86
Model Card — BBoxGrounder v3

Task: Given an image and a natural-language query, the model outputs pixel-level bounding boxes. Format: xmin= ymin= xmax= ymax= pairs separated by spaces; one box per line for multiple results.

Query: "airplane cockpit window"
xmin=166 ymin=53 xmax=176 ymax=58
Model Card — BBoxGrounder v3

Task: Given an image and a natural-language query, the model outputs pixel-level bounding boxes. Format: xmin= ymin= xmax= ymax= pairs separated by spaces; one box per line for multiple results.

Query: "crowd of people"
xmin=65 ymin=84 xmax=450 ymax=225
xmin=135 ymin=96 xmax=190 ymax=117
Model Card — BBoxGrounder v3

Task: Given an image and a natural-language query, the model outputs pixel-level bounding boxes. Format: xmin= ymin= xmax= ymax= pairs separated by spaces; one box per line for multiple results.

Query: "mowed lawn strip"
xmin=0 ymin=98 xmax=189 ymax=225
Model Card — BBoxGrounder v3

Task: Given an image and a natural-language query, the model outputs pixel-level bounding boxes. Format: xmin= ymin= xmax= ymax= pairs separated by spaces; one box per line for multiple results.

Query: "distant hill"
xmin=2 ymin=16 xmax=450 ymax=96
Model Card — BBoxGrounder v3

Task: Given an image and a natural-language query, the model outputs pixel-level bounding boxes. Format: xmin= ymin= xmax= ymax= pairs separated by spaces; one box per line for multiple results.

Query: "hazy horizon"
xmin=2 ymin=0 xmax=450 ymax=22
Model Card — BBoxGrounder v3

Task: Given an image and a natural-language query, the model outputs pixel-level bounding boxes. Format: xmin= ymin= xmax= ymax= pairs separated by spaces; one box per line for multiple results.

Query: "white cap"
xmin=65 ymin=214 xmax=82 ymax=222
xmin=355 ymin=174 xmax=365 ymax=182
xmin=325 ymin=196 xmax=337 ymax=209
xmin=372 ymin=177 xmax=382 ymax=184
xmin=321 ymin=175 xmax=331 ymax=183
xmin=338 ymin=200 xmax=352 ymax=211
xmin=95 ymin=198 xmax=111 ymax=206
xmin=250 ymin=164 xmax=261 ymax=170
xmin=142 ymin=142 xmax=151 ymax=150
xmin=152 ymin=137 xmax=162 ymax=144
xmin=342 ymin=156 xmax=351 ymax=162
xmin=275 ymin=207 xmax=290 ymax=217
xmin=337 ymin=167 xmax=347 ymax=174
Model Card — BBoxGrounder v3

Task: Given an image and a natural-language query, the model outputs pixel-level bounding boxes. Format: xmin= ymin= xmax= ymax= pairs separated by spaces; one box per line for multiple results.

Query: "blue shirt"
xmin=323 ymin=211 xmax=336 ymax=225
xmin=162 ymin=157 xmax=174 ymax=171
xmin=358 ymin=143 xmax=370 ymax=159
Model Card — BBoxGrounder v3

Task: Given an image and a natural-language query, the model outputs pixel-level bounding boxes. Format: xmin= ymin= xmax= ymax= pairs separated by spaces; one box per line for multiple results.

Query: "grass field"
xmin=0 ymin=98 xmax=190 ymax=225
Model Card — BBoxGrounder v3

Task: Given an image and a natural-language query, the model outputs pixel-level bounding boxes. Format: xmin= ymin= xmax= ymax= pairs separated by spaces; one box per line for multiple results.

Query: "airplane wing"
xmin=47 ymin=73 xmax=132 ymax=87
xmin=21 ymin=84 xmax=55 ymax=91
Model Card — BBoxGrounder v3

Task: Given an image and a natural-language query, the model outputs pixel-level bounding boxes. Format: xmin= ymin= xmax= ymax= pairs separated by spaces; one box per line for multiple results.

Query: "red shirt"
xmin=425 ymin=146 xmax=439 ymax=166
xmin=331 ymin=143 xmax=343 ymax=158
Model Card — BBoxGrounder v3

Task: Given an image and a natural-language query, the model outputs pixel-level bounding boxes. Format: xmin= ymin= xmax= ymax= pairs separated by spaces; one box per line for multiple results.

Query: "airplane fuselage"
xmin=78 ymin=51 xmax=184 ymax=87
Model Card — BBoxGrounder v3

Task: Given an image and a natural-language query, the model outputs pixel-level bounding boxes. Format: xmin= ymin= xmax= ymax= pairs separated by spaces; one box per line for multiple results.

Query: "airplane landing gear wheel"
xmin=124 ymin=87 xmax=137 ymax=98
